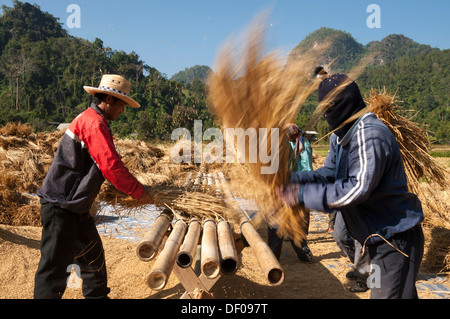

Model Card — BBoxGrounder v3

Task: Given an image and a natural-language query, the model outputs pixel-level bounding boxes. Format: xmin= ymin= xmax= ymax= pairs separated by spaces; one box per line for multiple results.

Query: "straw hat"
xmin=83 ymin=74 xmax=140 ymax=108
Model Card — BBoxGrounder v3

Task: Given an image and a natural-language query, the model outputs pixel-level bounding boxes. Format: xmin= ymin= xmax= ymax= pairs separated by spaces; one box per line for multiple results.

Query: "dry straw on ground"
xmin=0 ymin=123 xmax=60 ymax=226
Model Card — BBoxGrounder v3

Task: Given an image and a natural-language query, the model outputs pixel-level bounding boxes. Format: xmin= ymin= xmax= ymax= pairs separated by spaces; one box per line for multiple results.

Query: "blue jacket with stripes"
xmin=291 ymin=112 xmax=424 ymax=245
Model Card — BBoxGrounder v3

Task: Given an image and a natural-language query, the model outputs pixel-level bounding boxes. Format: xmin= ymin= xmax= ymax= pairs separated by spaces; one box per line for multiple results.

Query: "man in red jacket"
xmin=34 ymin=75 xmax=152 ymax=299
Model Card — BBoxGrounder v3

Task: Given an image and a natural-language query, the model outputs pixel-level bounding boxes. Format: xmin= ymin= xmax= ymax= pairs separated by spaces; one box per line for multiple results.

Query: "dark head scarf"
xmin=318 ymin=74 xmax=366 ymax=138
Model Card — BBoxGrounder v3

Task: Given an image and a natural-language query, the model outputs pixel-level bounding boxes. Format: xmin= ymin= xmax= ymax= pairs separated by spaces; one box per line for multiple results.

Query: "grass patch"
xmin=429 ymin=150 xmax=450 ymax=158
xmin=312 ymin=144 xmax=330 ymax=157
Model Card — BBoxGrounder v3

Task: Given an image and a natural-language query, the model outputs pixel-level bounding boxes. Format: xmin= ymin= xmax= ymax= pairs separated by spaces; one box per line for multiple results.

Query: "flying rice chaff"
xmin=206 ymin=13 xmax=330 ymax=244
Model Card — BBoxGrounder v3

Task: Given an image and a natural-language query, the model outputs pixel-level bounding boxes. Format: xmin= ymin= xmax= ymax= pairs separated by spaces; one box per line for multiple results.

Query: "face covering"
xmin=318 ymin=74 xmax=366 ymax=138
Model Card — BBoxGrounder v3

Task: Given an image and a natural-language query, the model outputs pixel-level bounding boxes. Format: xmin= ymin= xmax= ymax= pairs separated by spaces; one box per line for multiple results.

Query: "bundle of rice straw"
xmin=98 ymin=181 xmax=231 ymax=222
xmin=365 ymin=88 xmax=447 ymax=196
xmin=114 ymin=139 xmax=165 ymax=172
xmin=0 ymin=190 xmax=40 ymax=226
xmin=0 ymin=123 xmax=54 ymax=192
xmin=95 ymin=140 xmax=221 ymax=219
xmin=207 ymin=13 xmax=326 ymax=243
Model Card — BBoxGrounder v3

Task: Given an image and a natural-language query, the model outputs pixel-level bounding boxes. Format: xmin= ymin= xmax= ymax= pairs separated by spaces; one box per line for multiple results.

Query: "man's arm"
xmin=303 ymin=124 xmax=387 ymax=212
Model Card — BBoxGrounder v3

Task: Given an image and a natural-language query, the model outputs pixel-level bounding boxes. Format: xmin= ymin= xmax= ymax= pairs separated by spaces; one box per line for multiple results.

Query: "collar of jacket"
xmin=89 ymin=103 xmax=112 ymax=135
xmin=337 ymin=112 xmax=372 ymax=146
xmin=90 ymin=102 xmax=106 ymax=118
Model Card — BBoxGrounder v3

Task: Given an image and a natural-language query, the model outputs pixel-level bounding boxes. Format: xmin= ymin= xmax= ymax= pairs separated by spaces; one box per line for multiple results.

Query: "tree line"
xmin=0 ymin=1 xmax=213 ymax=140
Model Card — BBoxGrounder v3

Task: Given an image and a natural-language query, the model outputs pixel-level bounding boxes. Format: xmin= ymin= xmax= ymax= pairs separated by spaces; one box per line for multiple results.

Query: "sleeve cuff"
xmin=132 ymin=183 xmax=145 ymax=200
xmin=298 ymin=184 xmax=305 ymax=206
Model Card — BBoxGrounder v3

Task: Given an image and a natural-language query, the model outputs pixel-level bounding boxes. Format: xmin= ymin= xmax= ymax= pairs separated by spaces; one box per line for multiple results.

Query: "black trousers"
xmin=268 ymin=226 xmax=308 ymax=260
xmin=34 ymin=200 xmax=110 ymax=299
xmin=267 ymin=210 xmax=310 ymax=260
xmin=368 ymin=225 xmax=424 ymax=299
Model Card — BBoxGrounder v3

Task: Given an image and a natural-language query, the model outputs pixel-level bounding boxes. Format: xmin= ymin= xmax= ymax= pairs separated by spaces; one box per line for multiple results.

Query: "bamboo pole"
xmin=193 ymin=244 xmax=202 ymax=276
xmin=218 ymin=171 xmax=284 ymax=286
xmin=238 ymin=211 xmax=284 ymax=286
xmin=201 ymin=219 xmax=221 ymax=279
xmin=217 ymin=220 xmax=239 ymax=275
xmin=136 ymin=209 xmax=173 ymax=261
xmin=177 ymin=218 xmax=202 ymax=268
xmin=146 ymin=219 xmax=188 ymax=290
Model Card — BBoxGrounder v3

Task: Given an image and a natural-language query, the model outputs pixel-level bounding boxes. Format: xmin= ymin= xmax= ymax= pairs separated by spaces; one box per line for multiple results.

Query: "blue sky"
xmin=1 ymin=0 xmax=449 ymax=77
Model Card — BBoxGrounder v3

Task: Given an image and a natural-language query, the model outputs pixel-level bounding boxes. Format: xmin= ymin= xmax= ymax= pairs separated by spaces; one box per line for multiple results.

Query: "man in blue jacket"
xmin=277 ymin=74 xmax=424 ymax=299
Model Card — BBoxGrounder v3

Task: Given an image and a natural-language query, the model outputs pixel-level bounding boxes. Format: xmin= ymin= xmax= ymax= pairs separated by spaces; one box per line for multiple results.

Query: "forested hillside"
xmin=170 ymin=65 xmax=212 ymax=84
xmin=0 ymin=1 xmax=212 ymax=139
xmin=290 ymin=27 xmax=449 ymax=143
xmin=0 ymin=2 xmax=448 ymax=143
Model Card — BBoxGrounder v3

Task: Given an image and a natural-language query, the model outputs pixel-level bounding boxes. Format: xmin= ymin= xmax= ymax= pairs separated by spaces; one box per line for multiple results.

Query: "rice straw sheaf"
xmin=95 ymin=138 xmax=227 ymax=221
xmin=206 ymin=14 xmax=327 ymax=244
xmin=114 ymin=138 xmax=165 ymax=172
xmin=0 ymin=124 xmax=63 ymax=194
xmin=0 ymin=122 xmax=33 ymax=137
xmin=365 ymin=88 xmax=447 ymax=196
xmin=98 ymin=180 xmax=231 ymax=222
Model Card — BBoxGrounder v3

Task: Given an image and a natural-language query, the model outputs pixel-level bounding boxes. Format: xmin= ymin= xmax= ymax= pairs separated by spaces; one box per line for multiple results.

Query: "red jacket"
xmin=37 ymin=104 xmax=144 ymax=214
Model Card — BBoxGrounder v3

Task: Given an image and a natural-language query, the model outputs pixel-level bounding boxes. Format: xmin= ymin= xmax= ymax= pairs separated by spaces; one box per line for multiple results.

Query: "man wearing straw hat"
xmin=276 ymin=74 xmax=424 ymax=299
xmin=34 ymin=74 xmax=153 ymax=299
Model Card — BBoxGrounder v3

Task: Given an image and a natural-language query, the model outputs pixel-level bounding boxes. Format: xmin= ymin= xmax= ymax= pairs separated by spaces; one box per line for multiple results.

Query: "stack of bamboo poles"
xmin=136 ymin=172 xmax=284 ymax=294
